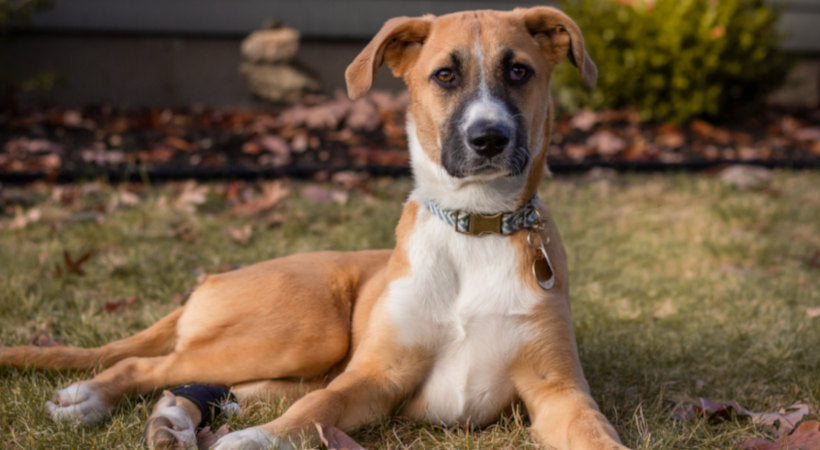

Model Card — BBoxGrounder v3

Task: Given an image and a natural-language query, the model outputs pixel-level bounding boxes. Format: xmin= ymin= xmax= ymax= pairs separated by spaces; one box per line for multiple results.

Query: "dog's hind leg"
xmin=0 ymin=307 xmax=183 ymax=370
xmin=144 ymin=379 xmax=327 ymax=449
xmin=47 ymin=329 xmax=344 ymax=426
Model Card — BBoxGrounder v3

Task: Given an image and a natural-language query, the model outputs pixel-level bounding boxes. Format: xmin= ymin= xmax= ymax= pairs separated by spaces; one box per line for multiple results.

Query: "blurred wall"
xmin=2 ymin=0 xmax=817 ymax=108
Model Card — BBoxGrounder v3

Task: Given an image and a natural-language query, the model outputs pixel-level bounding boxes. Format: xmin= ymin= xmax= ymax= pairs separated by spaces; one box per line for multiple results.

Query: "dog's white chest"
xmin=387 ymin=201 xmax=542 ymax=425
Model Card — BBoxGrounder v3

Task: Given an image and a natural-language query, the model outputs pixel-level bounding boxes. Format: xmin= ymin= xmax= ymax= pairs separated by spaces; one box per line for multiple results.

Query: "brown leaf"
xmin=346 ymin=98 xmax=381 ymax=131
xmin=331 ymin=171 xmax=368 ymax=190
xmin=671 ymin=397 xmax=750 ymax=422
xmin=748 ymin=403 xmax=811 ymax=436
xmin=301 ymin=185 xmax=348 ymax=204
xmin=740 ymin=420 xmax=820 ymax=450
xmin=175 ymin=181 xmax=210 ymax=213
xmin=801 ymin=250 xmax=820 ymax=268
xmin=570 ymin=109 xmax=599 ymax=132
xmin=315 ymin=423 xmax=365 ymax=450
xmin=164 ymin=136 xmax=193 ymax=152
xmin=256 ymin=135 xmax=291 ymax=166
xmin=655 ymin=125 xmax=686 ymax=148
xmin=807 ymin=307 xmax=820 ymax=319
xmin=226 ymin=225 xmax=253 ymax=245
xmin=174 ymin=222 xmax=201 ymax=243
xmin=672 ymin=398 xmax=812 ymax=437
xmin=586 ymin=130 xmax=626 ymax=157
xmin=197 ymin=424 xmax=229 ymax=450
xmin=230 ymin=181 xmax=290 ymax=217
xmin=62 ymin=250 xmax=92 ymax=276
xmin=103 ymin=295 xmax=139 ymax=313
xmin=28 ymin=334 xmax=61 ymax=347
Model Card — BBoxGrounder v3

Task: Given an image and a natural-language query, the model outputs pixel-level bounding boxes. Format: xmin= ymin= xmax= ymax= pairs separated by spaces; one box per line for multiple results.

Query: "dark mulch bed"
xmin=1 ymin=91 xmax=818 ymax=183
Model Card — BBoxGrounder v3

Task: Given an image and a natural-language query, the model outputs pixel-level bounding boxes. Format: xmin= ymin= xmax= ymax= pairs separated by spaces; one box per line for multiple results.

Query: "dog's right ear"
xmin=345 ymin=16 xmax=432 ymax=99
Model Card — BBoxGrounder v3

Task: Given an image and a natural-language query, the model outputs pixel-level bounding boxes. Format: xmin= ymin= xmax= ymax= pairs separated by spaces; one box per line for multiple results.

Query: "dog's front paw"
xmin=144 ymin=392 xmax=197 ymax=450
xmin=210 ymin=428 xmax=292 ymax=450
xmin=45 ymin=383 xmax=110 ymax=425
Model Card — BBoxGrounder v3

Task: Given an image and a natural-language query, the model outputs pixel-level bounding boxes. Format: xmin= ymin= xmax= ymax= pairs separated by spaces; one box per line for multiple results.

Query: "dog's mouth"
xmin=442 ymin=142 xmax=530 ymax=179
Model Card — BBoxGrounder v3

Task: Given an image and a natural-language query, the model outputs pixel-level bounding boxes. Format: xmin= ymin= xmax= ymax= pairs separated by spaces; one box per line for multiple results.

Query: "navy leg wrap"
xmin=170 ymin=384 xmax=238 ymax=428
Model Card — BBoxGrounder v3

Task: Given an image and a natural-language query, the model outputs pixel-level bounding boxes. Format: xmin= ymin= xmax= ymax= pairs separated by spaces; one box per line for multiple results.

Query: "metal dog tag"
xmin=532 ymin=240 xmax=555 ymax=290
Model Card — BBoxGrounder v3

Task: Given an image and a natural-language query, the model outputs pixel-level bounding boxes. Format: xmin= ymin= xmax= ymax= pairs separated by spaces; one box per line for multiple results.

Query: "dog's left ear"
xmin=519 ymin=7 xmax=597 ymax=90
xmin=345 ymin=16 xmax=433 ymax=99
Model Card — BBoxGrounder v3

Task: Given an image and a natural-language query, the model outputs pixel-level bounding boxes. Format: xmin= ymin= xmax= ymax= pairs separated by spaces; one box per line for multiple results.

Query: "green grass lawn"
xmin=1 ymin=171 xmax=818 ymax=449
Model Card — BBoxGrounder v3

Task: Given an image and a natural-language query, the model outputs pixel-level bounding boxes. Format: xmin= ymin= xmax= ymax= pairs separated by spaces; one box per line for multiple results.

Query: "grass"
xmin=1 ymin=171 xmax=818 ymax=449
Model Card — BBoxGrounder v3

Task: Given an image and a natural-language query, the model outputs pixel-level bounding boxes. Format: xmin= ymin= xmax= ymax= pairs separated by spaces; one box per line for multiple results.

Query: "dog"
xmin=0 ymin=7 xmax=628 ymax=449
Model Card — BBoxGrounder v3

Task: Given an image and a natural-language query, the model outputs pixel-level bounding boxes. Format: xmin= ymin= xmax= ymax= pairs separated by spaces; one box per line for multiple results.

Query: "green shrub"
xmin=0 ymin=0 xmax=51 ymax=30
xmin=553 ymin=0 xmax=792 ymax=123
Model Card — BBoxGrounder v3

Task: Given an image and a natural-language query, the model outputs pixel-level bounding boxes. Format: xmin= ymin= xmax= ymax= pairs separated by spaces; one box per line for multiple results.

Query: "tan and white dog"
xmin=1 ymin=7 xmax=629 ymax=449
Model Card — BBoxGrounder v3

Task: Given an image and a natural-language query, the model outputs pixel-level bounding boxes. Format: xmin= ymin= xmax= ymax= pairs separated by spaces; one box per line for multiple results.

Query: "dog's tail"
xmin=0 ymin=307 xmax=183 ymax=370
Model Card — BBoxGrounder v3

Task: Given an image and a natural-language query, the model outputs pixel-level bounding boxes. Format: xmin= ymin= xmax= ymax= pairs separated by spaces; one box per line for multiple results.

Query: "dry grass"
xmin=1 ymin=171 xmax=818 ymax=448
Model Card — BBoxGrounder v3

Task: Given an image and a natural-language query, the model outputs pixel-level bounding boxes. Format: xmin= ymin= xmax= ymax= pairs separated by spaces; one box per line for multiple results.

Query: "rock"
xmin=239 ymin=62 xmax=321 ymax=103
xmin=240 ymin=27 xmax=300 ymax=64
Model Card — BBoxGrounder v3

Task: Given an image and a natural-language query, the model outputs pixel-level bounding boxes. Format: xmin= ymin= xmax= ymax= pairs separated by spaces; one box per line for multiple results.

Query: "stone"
xmin=240 ymin=27 xmax=300 ymax=64
xmin=239 ymin=62 xmax=321 ymax=103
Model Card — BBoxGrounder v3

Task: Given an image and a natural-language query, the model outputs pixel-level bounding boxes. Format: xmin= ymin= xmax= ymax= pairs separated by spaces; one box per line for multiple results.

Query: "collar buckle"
xmin=462 ymin=212 xmax=503 ymax=236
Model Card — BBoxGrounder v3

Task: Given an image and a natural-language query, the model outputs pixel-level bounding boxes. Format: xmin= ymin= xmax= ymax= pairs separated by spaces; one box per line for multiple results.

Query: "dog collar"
xmin=424 ymin=196 xmax=541 ymax=236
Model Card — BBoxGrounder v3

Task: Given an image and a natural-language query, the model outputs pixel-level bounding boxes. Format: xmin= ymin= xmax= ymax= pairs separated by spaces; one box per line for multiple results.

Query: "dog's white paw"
xmin=144 ymin=392 xmax=197 ymax=450
xmin=45 ymin=383 xmax=110 ymax=425
xmin=210 ymin=428 xmax=292 ymax=450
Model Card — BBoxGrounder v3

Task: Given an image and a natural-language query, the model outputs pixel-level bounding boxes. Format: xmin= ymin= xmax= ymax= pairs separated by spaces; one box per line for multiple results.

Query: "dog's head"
xmin=346 ymin=7 xmax=596 ymax=209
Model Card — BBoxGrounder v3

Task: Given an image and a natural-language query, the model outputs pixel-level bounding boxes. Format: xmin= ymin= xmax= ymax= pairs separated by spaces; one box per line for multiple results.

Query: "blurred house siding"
xmin=2 ymin=0 xmax=818 ymax=107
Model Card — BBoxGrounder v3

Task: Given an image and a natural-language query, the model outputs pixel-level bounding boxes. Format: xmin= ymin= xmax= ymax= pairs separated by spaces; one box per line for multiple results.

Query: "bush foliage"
xmin=0 ymin=0 xmax=50 ymax=30
xmin=554 ymin=0 xmax=792 ymax=123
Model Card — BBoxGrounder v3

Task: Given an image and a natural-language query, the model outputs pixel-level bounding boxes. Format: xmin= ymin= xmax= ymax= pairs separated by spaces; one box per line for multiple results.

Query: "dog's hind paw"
xmin=144 ymin=393 xmax=197 ymax=450
xmin=210 ymin=428 xmax=292 ymax=450
xmin=45 ymin=383 xmax=110 ymax=425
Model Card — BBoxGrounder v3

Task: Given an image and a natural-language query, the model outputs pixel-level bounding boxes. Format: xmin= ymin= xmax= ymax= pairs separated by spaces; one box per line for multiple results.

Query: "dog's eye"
xmin=432 ymin=68 xmax=459 ymax=88
xmin=508 ymin=64 xmax=532 ymax=85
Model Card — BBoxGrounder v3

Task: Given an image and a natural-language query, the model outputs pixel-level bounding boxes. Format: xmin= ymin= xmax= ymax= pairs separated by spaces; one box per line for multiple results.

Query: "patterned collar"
xmin=423 ymin=195 xmax=540 ymax=236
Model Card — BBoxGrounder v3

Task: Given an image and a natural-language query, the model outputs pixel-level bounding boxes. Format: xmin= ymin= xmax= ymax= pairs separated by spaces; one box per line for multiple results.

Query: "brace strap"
xmin=170 ymin=384 xmax=238 ymax=427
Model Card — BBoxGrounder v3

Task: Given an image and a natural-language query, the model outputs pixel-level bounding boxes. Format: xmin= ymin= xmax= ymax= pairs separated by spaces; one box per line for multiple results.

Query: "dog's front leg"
xmin=212 ymin=309 xmax=432 ymax=449
xmin=509 ymin=305 xmax=628 ymax=450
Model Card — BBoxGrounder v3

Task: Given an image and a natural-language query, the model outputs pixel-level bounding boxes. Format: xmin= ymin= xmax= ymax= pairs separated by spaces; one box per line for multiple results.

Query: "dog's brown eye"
xmin=508 ymin=64 xmax=532 ymax=84
xmin=433 ymin=68 xmax=458 ymax=87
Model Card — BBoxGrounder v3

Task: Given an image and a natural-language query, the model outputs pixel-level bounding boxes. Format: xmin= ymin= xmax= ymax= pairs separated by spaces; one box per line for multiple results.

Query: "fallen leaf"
xmin=748 ymin=403 xmax=810 ymax=435
xmin=174 ymin=222 xmax=201 ymax=243
xmin=346 ymin=98 xmax=381 ymax=131
xmin=197 ymin=424 xmax=229 ymax=450
xmin=8 ymin=206 xmax=42 ymax=230
xmin=671 ymin=397 xmax=750 ymax=422
xmin=164 ymin=136 xmax=193 ymax=152
xmin=655 ymin=125 xmax=686 ymax=148
xmin=315 ymin=423 xmax=365 ymax=450
xmin=801 ymin=250 xmax=820 ymax=268
xmin=301 ymin=185 xmax=348 ymax=204
xmin=740 ymin=420 xmax=820 ymax=450
xmin=673 ymin=398 xmax=812 ymax=436
xmin=807 ymin=307 xmax=820 ymax=319
xmin=331 ymin=171 xmax=368 ymax=190
xmin=230 ymin=181 xmax=290 ymax=217
xmin=103 ymin=295 xmax=140 ymax=313
xmin=570 ymin=109 xmax=599 ymax=132
xmin=586 ymin=130 xmax=626 ymax=156
xmin=60 ymin=250 xmax=92 ymax=276
xmin=226 ymin=225 xmax=253 ymax=245
xmin=175 ymin=181 xmax=210 ymax=213
xmin=28 ymin=334 xmax=61 ymax=347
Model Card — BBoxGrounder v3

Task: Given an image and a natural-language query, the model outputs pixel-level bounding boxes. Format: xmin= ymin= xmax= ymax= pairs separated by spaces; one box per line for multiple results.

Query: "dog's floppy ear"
xmin=520 ymin=6 xmax=597 ymax=90
xmin=345 ymin=16 xmax=433 ymax=99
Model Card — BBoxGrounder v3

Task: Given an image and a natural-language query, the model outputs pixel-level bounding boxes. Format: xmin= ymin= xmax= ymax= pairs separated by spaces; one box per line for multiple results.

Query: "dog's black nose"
xmin=467 ymin=122 xmax=511 ymax=158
